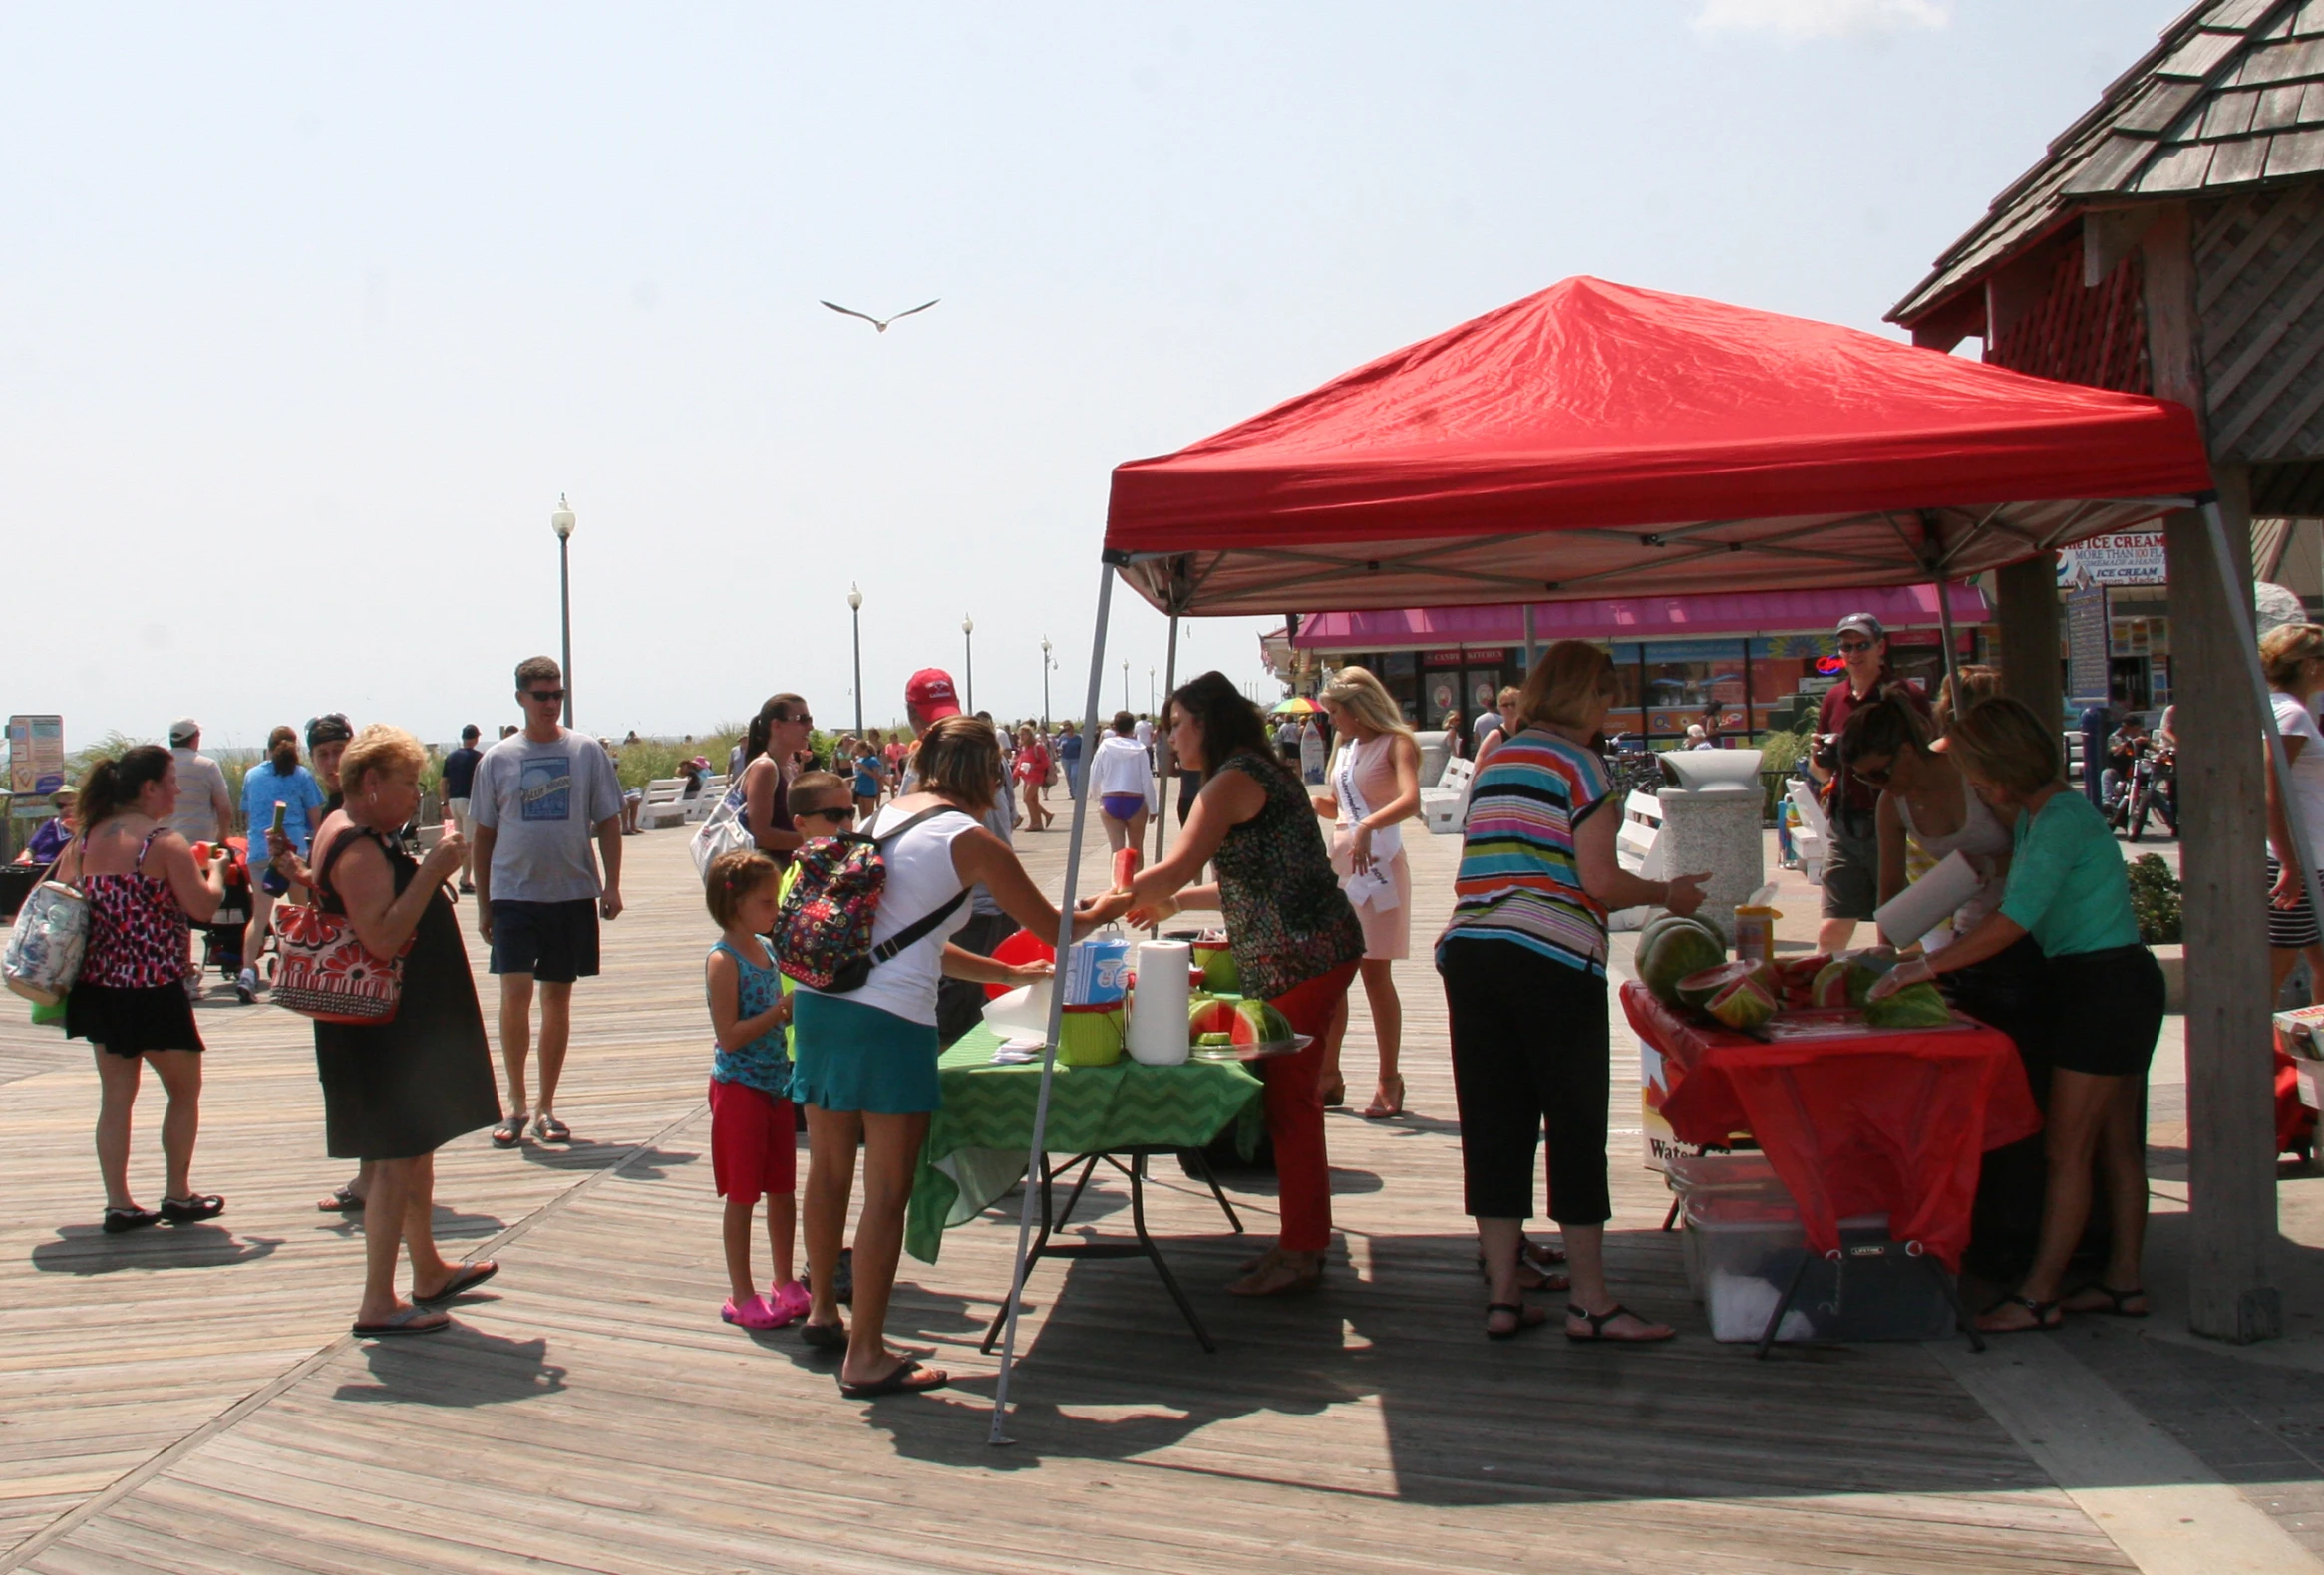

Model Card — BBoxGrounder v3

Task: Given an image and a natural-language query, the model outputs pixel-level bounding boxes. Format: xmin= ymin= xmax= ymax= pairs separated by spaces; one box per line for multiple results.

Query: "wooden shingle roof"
xmin=1892 ymin=0 xmax=2324 ymax=327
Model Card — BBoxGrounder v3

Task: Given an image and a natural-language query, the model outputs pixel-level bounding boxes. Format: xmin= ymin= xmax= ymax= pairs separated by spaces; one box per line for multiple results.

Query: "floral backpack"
xmin=775 ymin=806 xmax=968 ymax=993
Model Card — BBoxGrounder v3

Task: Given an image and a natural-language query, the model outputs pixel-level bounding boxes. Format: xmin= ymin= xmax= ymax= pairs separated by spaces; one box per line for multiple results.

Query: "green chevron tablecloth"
xmin=904 ymin=1025 xmax=1265 ymax=1264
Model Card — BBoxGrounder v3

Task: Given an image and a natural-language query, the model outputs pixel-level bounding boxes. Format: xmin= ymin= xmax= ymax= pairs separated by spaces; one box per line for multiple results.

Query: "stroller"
xmin=194 ymin=836 xmax=266 ymax=987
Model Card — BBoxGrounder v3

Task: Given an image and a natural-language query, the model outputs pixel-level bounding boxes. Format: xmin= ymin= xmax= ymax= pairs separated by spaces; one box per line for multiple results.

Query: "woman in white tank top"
xmin=1839 ymin=696 xmax=2013 ymax=950
xmin=789 ymin=717 xmax=1111 ymax=1400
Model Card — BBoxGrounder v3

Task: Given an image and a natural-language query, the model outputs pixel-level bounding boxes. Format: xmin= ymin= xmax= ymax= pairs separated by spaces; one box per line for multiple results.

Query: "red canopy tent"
xmin=1106 ymin=276 xmax=2209 ymax=616
xmin=985 ymin=278 xmax=2240 ymax=1440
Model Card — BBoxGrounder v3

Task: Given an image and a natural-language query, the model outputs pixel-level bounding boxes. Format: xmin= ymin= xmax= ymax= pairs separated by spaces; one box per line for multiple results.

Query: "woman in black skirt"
xmin=307 ymin=726 xmax=502 ymax=1336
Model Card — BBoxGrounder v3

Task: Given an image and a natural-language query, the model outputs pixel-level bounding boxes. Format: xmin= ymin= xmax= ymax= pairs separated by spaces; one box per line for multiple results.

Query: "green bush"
xmin=2127 ymin=853 xmax=2181 ymax=945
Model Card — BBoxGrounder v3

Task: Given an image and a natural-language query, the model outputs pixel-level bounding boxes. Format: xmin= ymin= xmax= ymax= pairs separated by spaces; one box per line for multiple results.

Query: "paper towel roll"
xmin=1128 ymin=940 xmax=1192 ymax=1066
xmin=1873 ymin=850 xmax=1985 ymax=948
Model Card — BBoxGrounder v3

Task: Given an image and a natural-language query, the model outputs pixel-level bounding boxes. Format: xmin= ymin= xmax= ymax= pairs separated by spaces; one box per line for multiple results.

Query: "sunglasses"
xmin=522 ymin=689 xmax=566 ymax=704
xmin=798 ymin=805 xmax=853 ymax=823
xmin=776 ymin=713 xmax=813 ymax=728
xmin=1837 ymin=639 xmax=1874 ymax=654
xmin=1853 ymin=762 xmax=1892 ymax=787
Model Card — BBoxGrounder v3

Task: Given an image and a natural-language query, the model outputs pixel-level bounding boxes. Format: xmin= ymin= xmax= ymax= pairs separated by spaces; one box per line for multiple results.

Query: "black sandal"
xmin=2066 ymin=1283 xmax=2149 ymax=1318
xmin=102 ymin=1206 xmax=161 ymax=1235
xmin=159 ymin=1194 xmax=224 ymax=1224
xmin=1977 ymin=1294 xmax=2064 ymax=1333
xmin=1565 ymin=1303 xmax=1675 ymax=1343
xmin=799 ymin=1320 xmax=848 ymax=1351
xmin=317 ymin=1185 xmax=366 ymax=1213
xmin=1486 ymin=1301 xmax=1548 ymax=1341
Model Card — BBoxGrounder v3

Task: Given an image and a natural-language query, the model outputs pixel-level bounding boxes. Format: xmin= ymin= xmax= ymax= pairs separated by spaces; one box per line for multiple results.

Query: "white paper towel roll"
xmin=1873 ymin=850 xmax=1984 ymax=948
xmin=1128 ymin=940 xmax=1192 ymax=1066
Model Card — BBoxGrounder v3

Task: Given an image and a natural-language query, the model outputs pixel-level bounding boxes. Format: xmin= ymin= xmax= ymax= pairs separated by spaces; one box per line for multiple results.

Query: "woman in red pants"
xmin=1091 ymin=671 xmax=1364 ymax=1296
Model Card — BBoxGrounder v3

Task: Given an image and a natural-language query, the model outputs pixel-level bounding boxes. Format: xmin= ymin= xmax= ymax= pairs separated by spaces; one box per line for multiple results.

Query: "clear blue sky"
xmin=0 ymin=0 xmax=2183 ymax=749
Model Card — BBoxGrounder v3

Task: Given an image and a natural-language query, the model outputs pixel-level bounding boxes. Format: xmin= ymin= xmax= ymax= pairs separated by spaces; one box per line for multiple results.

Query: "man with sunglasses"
xmin=1809 ymin=613 xmax=1928 ymax=953
xmin=470 ymin=656 xmax=625 ymax=1148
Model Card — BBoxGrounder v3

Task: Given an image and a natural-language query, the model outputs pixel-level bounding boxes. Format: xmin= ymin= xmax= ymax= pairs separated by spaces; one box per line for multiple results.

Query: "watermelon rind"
xmin=1864 ymin=980 xmax=1952 ymax=1029
xmin=1706 ymin=978 xmax=1777 ymax=1031
xmin=1640 ymin=921 xmax=1727 ymax=1006
xmin=1676 ymin=960 xmax=1774 ymax=1010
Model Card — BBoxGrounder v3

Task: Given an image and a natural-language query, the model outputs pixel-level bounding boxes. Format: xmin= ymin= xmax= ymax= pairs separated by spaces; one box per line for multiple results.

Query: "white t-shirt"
xmin=2274 ymin=692 xmax=2324 ymax=867
xmin=166 ymin=748 xmax=230 ymax=843
xmin=1089 ymin=734 xmax=1154 ymax=801
xmin=471 ymin=729 xmax=626 ymax=903
xmin=801 ymin=804 xmax=977 ymax=1025
xmin=1133 ymin=719 xmax=1154 ymax=749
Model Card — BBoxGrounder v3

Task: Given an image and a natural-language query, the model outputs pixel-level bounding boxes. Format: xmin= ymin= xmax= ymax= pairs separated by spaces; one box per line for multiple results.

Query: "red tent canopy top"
xmin=1106 ymin=277 xmax=2212 ymax=617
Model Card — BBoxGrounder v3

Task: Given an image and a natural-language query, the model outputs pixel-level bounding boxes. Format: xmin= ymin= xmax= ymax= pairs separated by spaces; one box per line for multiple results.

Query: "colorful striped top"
xmin=1438 ymin=728 xmax=1611 ymax=975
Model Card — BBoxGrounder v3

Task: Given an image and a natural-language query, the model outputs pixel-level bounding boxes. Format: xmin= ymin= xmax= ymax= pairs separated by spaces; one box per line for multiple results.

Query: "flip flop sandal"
xmin=799 ymin=1320 xmax=849 ymax=1351
xmin=533 ymin=1113 xmax=572 ymax=1143
xmin=317 ymin=1185 xmax=366 ymax=1213
xmin=102 ymin=1206 xmax=161 ymax=1235
xmin=492 ymin=1113 xmax=528 ymax=1149
xmin=1976 ymin=1295 xmax=2064 ymax=1333
xmin=1565 ymin=1303 xmax=1675 ymax=1343
xmin=1486 ymin=1301 xmax=1549 ymax=1341
xmin=159 ymin=1194 xmax=224 ymax=1225
xmin=413 ymin=1261 xmax=499 ymax=1307
xmin=2067 ymin=1284 xmax=2149 ymax=1318
xmin=838 ymin=1359 xmax=947 ymax=1400
xmin=1521 ymin=1238 xmax=1568 ymax=1269
xmin=353 ymin=1304 xmax=452 ymax=1338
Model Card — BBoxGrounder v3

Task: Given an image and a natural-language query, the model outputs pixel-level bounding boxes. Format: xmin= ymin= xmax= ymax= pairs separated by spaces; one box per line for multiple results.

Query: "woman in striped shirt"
xmin=1440 ymin=641 xmax=1708 ymax=1343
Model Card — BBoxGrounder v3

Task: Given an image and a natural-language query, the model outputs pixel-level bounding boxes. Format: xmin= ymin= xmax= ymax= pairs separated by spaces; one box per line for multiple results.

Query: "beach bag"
xmin=270 ymin=832 xmax=412 ymax=1025
xmin=3 ymin=867 xmax=89 ymax=1007
xmin=690 ymin=786 xmax=754 ymax=881
xmin=774 ymin=806 xmax=968 ymax=993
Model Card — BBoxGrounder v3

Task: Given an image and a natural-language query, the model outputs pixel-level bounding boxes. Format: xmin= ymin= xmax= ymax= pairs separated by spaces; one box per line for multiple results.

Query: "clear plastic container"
xmin=1682 ymin=1193 xmax=1957 ymax=1343
xmin=1664 ymin=1151 xmax=1781 ymax=1197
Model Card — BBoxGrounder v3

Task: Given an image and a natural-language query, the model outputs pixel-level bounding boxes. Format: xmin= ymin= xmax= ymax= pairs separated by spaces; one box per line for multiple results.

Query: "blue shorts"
xmin=790 ymin=992 xmax=941 ymax=1114
xmin=489 ymin=899 xmax=600 ymax=984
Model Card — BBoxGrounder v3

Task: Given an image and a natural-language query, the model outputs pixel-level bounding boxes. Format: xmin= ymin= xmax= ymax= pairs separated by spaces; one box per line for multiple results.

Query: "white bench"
xmin=1608 ymin=790 xmax=1667 ymax=931
xmin=686 ymin=775 xmax=729 ymax=824
xmin=638 ymin=778 xmax=690 ymax=830
xmin=1420 ymin=756 xmax=1476 ymax=834
xmin=1786 ymin=779 xmax=1829 ymax=887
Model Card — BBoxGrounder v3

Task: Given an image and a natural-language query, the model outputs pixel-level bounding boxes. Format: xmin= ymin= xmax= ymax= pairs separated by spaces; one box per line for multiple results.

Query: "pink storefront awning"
xmin=1287 ymin=583 xmax=1991 ymax=651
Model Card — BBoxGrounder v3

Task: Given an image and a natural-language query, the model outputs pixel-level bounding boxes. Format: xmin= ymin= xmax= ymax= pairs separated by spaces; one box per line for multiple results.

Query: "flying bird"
xmin=821 ymin=298 xmax=940 ymax=333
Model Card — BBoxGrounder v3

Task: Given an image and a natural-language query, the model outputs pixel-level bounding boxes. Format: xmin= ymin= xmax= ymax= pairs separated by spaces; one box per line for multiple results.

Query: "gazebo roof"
xmin=1892 ymin=0 xmax=2324 ymax=330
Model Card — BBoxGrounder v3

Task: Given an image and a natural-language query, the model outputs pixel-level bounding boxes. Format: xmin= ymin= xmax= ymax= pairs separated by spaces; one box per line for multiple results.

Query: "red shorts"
xmin=709 ymin=1078 xmax=798 ymax=1203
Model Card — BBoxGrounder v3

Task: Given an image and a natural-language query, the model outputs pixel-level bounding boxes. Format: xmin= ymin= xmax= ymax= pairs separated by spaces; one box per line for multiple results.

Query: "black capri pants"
xmin=1439 ymin=935 xmax=1611 ymax=1225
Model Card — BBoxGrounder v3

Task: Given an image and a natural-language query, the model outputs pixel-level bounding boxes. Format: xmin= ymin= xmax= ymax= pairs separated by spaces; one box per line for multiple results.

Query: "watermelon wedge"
xmin=1675 ymin=960 xmax=1775 ymax=1010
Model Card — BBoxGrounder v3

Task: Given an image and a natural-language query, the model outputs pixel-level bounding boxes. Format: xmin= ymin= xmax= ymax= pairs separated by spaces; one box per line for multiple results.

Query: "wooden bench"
xmin=638 ymin=779 xmax=690 ymax=830
xmin=685 ymin=776 xmax=729 ymax=824
xmin=1419 ymin=756 xmax=1476 ymax=834
xmin=1786 ymin=779 xmax=1830 ymax=887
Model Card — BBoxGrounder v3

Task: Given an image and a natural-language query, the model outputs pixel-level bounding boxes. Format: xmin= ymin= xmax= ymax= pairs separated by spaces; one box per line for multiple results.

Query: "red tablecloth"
xmin=1620 ymin=982 xmax=2042 ymax=1270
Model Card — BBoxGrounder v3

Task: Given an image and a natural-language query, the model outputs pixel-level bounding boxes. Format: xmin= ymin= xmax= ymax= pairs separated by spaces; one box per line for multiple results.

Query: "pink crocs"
xmin=721 ymin=1294 xmax=781 ymax=1331
xmin=768 ymin=1279 xmax=811 ymax=1327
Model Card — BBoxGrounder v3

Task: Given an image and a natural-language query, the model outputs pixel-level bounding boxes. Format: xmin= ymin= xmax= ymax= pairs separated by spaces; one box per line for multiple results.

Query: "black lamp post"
xmin=848 ymin=583 xmax=865 ymax=736
xmin=550 ymin=493 xmax=576 ymax=727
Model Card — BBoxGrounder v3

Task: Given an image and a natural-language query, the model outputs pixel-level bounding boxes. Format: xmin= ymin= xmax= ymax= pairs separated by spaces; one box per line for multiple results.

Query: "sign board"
xmin=5 ymin=715 xmax=65 ymax=796
xmin=2067 ymin=584 xmax=2111 ymax=703
xmin=2058 ymin=531 xmax=2166 ymax=588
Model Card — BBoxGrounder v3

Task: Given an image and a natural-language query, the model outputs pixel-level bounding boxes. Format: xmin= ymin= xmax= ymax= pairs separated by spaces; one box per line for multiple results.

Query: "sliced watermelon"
xmin=1706 ymin=977 xmax=1777 ymax=1031
xmin=1811 ymin=959 xmax=1853 ymax=1009
xmin=1675 ymin=960 xmax=1774 ymax=1010
xmin=1864 ymin=981 xmax=1952 ymax=1028
xmin=1639 ymin=919 xmax=1726 ymax=1006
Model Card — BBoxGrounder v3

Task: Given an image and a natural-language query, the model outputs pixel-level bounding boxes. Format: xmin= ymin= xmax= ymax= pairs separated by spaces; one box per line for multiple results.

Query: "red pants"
xmin=1263 ymin=962 xmax=1359 ymax=1253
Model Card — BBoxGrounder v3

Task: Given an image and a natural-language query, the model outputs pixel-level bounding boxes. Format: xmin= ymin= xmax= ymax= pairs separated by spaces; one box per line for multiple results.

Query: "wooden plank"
xmin=1995 ymin=553 xmax=2065 ymax=725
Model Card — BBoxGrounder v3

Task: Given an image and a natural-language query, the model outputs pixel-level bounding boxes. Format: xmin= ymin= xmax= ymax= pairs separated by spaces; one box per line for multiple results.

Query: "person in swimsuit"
xmin=1088 ymin=711 xmax=1153 ymax=859
xmin=59 ymin=746 xmax=231 ymax=1234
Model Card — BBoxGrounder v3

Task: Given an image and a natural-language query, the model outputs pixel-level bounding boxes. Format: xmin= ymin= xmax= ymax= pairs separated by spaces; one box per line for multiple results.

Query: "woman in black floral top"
xmin=1087 ymin=672 xmax=1363 ymax=1295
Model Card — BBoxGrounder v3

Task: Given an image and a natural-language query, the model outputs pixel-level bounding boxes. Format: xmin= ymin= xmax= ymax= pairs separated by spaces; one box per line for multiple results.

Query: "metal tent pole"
xmin=1932 ymin=576 xmax=1965 ymax=715
xmin=989 ymin=555 xmax=1119 ymax=1446
xmin=1522 ymin=603 xmax=1538 ymax=672
xmin=1154 ymin=613 xmax=1179 ymax=862
xmin=2199 ymin=499 xmax=2324 ymax=933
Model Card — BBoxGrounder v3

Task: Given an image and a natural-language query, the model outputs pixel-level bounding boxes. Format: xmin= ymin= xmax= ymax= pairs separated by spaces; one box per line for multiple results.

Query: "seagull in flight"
xmin=821 ymin=298 xmax=940 ymax=333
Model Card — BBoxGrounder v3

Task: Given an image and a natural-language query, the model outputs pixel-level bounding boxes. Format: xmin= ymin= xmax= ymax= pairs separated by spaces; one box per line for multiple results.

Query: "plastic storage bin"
xmin=1664 ymin=1151 xmax=1781 ymax=1197
xmin=1682 ymin=1193 xmax=1957 ymax=1344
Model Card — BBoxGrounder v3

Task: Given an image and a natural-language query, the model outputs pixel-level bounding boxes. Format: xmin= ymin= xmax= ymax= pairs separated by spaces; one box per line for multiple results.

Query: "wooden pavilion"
xmin=1891 ymin=0 xmax=2324 ymax=1343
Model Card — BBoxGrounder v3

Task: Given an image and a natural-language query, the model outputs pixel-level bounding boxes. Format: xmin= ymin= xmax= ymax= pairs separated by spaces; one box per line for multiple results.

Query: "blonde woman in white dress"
xmin=1312 ymin=667 xmax=1422 ymax=1117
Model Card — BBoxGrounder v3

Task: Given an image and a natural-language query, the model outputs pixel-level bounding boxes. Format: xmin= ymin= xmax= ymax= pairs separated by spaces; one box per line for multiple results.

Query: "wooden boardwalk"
xmin=0 ymin=802 xmax=2218 ymax=1572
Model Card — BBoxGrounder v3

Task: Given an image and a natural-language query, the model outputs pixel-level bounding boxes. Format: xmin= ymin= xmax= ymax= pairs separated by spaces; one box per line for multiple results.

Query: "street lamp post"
xmin=550 ymin=493 xmax=576 ymax=728
xmin=1149 ymin=666 xmax=1156 ymax=714
xmin=1040 ymin=637 xmax=1053 ymax=733
xmin=1122 ymin=660 xmax=1130 ymax=713
xmin=848 ymin=584 xmax=865 ymax=736
xmin=962 ymin=615 xmax=976 ymax=713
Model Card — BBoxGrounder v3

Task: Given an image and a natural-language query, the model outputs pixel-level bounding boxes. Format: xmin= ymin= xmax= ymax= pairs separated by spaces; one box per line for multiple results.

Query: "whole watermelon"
xmin=1639 ymin=919 xmax=1726 ymax=1006
xmin=1864 ymin=981 xmax=1952 ymax=1029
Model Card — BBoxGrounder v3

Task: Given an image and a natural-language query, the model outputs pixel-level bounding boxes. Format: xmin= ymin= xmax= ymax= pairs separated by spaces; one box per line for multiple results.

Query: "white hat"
xmin=168 ymin=718 xmax=199 ymax=744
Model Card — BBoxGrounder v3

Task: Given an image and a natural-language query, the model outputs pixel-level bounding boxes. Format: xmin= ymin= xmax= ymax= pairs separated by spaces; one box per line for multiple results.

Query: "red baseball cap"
xmin=905 ymin=668 xmax=962 ymax=722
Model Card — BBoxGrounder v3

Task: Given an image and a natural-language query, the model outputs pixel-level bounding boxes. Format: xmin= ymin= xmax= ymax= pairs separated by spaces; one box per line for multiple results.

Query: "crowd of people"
xmin=22 ymin=608 xmax=2208 ymax=1385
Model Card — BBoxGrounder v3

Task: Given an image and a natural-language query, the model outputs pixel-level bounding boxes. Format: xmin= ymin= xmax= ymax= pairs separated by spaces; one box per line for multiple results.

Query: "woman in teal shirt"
xmin=1872 ymin=696 xmax=2163 ymax=1334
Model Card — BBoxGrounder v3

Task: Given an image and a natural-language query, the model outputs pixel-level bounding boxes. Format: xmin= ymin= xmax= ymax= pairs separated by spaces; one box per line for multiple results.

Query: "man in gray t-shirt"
xmin=471 ymin=657 xmax=625 ymax=1147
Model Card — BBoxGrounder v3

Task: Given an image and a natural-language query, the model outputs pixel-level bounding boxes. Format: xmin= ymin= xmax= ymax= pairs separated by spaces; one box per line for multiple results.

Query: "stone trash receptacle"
xmin=1656 ymin=750 xmax=1767 ymax=949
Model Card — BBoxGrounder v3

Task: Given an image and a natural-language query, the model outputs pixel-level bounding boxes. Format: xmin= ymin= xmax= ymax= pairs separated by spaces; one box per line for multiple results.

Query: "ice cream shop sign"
xmin=2056 ymin=531 xmax=2165 ymax=588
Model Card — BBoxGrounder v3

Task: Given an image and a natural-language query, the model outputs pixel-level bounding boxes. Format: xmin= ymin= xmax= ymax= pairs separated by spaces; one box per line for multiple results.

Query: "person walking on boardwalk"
xmin=309 ymin=726 xmax=502 ymax=1336
xmin=441 ymin=724 xmax=485 ymax=893
xmin=1095 ymin=672 xmax=1366 ymax=1297
xmin=235 ymin=727 xmax=325 ymax=1003
xmin=735 ymin=694 xmax=816 ymax=863
xmin=164 ymin=718 xmax=234 ymax=994
xmin=470 ymin=657 xmax=625 ymax=1149
xmin=60 ymin=746 xmax=232 ymax=1234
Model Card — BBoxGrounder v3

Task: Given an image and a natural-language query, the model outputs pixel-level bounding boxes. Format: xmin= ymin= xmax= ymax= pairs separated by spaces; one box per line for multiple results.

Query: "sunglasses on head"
xmin=522 ymin=688 xmax=566 ymax=703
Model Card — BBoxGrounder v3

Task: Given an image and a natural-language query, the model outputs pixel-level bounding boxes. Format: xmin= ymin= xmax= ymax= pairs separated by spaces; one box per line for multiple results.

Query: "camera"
xmin=1812 ymin=733 xmax=1840 ymax=775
